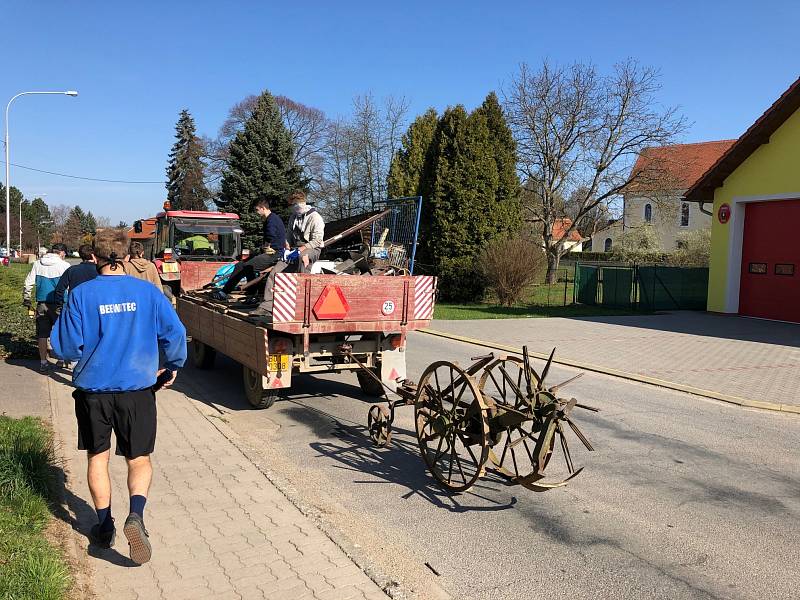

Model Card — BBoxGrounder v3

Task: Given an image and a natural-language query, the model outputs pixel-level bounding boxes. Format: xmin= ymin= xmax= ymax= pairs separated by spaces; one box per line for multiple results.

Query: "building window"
xmin=604 ymin=238 xmax=612 ymax=252
xmin=680 ymin=202 xmax=690 ymax=227
xmin=644 ymin=204 xmax=652 ymax=223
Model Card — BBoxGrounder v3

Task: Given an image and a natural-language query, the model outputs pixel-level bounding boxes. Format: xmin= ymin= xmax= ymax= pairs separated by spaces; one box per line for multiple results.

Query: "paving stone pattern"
xmin=432 ymin=312 xmax=800 ymax=407
xmin=49 ymin=375 xmax=388 ymax=600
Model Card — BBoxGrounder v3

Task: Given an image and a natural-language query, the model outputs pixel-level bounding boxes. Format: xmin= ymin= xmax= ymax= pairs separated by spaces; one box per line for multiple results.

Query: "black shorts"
xmin=73 ymin=388 xmax=157 ymax=458
xmin=35 ymin=302 xmax=59 ymax=338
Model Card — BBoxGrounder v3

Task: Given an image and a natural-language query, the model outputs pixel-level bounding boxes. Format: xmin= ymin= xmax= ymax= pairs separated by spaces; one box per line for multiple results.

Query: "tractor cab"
xmin=133 ymin=204 xmax=241 ymax=296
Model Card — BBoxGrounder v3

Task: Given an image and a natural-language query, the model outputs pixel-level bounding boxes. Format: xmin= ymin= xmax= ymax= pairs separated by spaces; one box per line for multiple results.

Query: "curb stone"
xmin=420 ymin=328 xmax=798 ymax=416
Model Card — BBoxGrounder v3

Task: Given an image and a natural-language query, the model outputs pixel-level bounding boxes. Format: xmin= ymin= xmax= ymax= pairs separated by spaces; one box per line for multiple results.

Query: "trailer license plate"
xmin=268 ymin=354 xmax=288 ymax=372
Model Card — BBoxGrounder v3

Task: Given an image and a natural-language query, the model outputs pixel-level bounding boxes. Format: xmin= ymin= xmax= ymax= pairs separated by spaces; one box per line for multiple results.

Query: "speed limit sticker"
xmin=381 ymin=300 xmax=396 ymax=315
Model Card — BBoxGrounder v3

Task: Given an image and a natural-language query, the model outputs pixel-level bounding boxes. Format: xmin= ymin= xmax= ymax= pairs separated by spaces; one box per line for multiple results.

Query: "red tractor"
xmin=131 ymin=204 xmax=242 ymax=298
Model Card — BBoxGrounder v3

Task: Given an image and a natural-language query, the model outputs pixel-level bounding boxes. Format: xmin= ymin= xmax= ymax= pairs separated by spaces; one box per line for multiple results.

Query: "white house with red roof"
xmin=592 ymin=139 xmax=735 ymax=252
xmin=550 ymin=218 xmax=583 ymax=253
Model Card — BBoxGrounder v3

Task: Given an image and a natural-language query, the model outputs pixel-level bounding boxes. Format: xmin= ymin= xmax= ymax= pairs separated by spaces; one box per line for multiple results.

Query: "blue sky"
xmin=2 ymin=1 xmax=798 ymax=225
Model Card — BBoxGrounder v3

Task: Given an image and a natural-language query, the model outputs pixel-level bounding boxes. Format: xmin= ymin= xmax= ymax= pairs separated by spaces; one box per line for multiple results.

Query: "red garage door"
xmin=739 ymin=199 xmax=800 ymax=322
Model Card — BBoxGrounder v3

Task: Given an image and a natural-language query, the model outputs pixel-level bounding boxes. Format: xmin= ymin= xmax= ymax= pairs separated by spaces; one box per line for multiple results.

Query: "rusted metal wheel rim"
xmin=414 ymin=361 xmax=489 ymax=493
xmin=478 ymin=356 xmax=584 ymax=492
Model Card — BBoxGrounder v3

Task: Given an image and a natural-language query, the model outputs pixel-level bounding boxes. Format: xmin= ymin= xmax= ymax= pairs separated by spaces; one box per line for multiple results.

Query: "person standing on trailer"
xmin=51 ymin=238 xmax=187 ymax=565
xmin=210 ymin=196 xmax=286 ymax=301
xmin=252 ymin=189 xmax=325 ymax=319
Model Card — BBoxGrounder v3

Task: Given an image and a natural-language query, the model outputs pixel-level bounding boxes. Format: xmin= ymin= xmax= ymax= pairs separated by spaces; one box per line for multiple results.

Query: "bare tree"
xmin=206 ymin=94 xmax=329 ymax=202
xmin=95 ymin=216 xmax=112 ymax=229
xmin=350 ymin=93 xmax=409 ymax=208
xmin=49 ymin=204 xmax=72 ymax=243
xmin=319 ymin=118 xmax=366 ymax=220
xmin=504 ymin=60 xmax=686 ymax=282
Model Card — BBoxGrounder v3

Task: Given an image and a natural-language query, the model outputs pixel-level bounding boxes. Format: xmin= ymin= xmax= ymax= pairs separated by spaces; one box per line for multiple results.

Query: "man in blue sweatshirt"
xmin=52 ymin=240 xmax=187 ymax=565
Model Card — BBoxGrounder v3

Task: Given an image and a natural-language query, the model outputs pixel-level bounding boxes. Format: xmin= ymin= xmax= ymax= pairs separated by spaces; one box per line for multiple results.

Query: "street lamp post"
xmin=5 ymin=90 xmax=78 ymax=254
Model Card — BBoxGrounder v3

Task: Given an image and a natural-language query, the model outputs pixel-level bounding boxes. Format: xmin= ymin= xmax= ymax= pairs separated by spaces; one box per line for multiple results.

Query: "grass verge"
xmin=0 ymin=416 xmax=71 ymax=599
xmin=433 ymin=302 xmax=640 ymax=320
xmin=0 ymin=263 xmax=37 ymax=359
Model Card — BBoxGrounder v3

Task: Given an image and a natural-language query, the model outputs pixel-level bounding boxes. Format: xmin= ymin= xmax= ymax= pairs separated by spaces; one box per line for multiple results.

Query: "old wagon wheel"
xmin=478 ymin=353 xmax=592 ymax=492
xmin=414 ymin=361 xmax=489 ymax=493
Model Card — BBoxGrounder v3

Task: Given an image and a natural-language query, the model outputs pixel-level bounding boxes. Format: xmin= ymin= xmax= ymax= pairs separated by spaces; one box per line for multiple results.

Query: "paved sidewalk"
xmin=46 ymin=369 xmax=389 ymax=600
xmin=430 ymin=312 xmax=800 ymax=408
xmin=0 ymin=359 xmax=51 ymax=419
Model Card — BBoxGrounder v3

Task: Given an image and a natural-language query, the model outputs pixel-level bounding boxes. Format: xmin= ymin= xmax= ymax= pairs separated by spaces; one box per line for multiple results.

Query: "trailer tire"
xmin=357 ymin=368 xmax=385 ymax=397
xmin=191 ymin=340 xmax=216 ymax=370
xmin=242 ymin=366 xmax=279 ymax=409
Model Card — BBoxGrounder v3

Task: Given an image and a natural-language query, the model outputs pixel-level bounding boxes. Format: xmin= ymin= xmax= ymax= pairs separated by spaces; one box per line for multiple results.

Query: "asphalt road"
xmin=175 ymin=332 xmax=800 ymax=600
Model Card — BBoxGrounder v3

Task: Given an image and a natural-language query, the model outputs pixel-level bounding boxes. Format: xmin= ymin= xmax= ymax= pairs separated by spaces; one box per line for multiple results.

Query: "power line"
xmin=9 ymin=162 xmax=162 ymax=184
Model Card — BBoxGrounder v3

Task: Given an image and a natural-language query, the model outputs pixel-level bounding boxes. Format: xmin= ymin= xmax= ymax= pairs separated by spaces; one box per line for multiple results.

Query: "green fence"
xmin=574 ymin=263 xmax=708 ymax=311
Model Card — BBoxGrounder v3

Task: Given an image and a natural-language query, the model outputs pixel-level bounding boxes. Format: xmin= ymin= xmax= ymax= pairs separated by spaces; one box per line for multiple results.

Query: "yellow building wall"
xmin=708 ymin=108 xmax=800 ymax=311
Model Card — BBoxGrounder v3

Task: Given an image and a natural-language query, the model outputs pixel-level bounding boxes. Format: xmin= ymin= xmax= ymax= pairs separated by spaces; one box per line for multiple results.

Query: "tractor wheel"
xmin=357 ymin=368 xmax=385 ymax=397
xmin=242 ymin=366 xmax=279 ymax=409
xmin=191 ymin=340 xmax=216 ymax=370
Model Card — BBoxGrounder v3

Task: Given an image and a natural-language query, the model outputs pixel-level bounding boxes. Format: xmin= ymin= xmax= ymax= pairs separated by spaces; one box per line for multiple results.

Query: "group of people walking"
xmin=18 ymin=189 xmax=322 ymax=567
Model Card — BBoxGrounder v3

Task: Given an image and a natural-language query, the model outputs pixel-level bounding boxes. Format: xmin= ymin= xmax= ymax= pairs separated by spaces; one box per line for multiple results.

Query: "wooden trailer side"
xmin=177 ymin=298 xmax=268 ymax=375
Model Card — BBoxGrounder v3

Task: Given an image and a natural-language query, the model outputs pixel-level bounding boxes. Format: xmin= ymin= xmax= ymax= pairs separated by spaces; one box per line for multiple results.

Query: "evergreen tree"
xmin=83 ymin=211 xmax=97 ymax=235
xmin=218 ymin=90 xmax=304 ymax=249
xmin=387 ymin=108 xmax=438 ymax=198
xmin=473 ymin=92 xmax=520 ymax=232
xmin=166 ymin=109 xmax=210 ymax=211
xmin=64 ymin=206 xmax=86 ymax=249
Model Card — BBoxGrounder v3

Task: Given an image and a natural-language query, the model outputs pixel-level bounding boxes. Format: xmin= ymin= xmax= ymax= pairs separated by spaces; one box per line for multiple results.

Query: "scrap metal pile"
xmin=353 ymin=346 xmax=597 ymax=493
xmin=319 ymin=201 xmax=419 ymax=277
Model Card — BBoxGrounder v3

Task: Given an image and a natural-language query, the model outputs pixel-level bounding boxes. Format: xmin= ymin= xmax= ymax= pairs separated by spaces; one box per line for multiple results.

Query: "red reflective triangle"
xmin=313 ymin=285 xmax=350 ymax=320
xmin=389 ymin=368 xmax=400 ymax=381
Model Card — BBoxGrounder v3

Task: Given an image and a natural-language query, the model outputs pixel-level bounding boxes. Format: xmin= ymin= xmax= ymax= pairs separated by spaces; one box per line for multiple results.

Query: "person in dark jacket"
xmin=51 ymin=238 xmax=186 ymax=565
xmin=210 ymin=196 xmax=286 ymax=301
xmin=54 ymin=244 xmax=97 ymax=306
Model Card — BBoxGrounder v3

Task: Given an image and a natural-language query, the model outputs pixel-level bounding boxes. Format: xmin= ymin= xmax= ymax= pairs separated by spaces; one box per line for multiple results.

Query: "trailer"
xmin=177 ymin=273 xmax=597 ymax=494
xmin=176 ymin=273 xmax=437 ymax=407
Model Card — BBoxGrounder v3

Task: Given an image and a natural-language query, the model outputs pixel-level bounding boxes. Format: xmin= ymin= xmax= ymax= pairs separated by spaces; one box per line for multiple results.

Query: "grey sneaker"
xmin=39 ymin=361 xmax=50 ymax=372
xmin=123 ymin=513 xmax=152 ymax=565
xmin=89 ymin=521 xmax=116 ymax=548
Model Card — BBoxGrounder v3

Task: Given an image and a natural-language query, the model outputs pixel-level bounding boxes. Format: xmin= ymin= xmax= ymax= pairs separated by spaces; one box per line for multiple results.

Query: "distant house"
xmin=592 ymin=140 xmax=736 ymax=252
xmin=549 ymin=218 xmax=583 ymax=253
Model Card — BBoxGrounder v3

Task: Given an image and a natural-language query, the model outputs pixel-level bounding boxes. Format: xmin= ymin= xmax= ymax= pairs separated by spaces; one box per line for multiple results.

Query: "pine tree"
xmin=218 ymin=90 xmax=304 ymax=250
xmin=473 ymin=92 xmax=521 ymax=232
xmin=166 ymin=109 xmax=210 ymax=211
xmin=387 ymin=108 xmax=438 ymax=198
xmin=83 ymin=211 xmax=97 ymax=235
xmin=64 ymin=206 xmax=86 ymax=249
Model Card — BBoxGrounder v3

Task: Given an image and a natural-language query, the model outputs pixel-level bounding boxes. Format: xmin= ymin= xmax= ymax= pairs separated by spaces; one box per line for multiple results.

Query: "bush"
xmin=670 ymin=229 xmax=711 ymax=266
xmin=479 ymin=235 xmax=546 ymax=306
xmin=438 ymin=256 xmax=486 ymax=302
